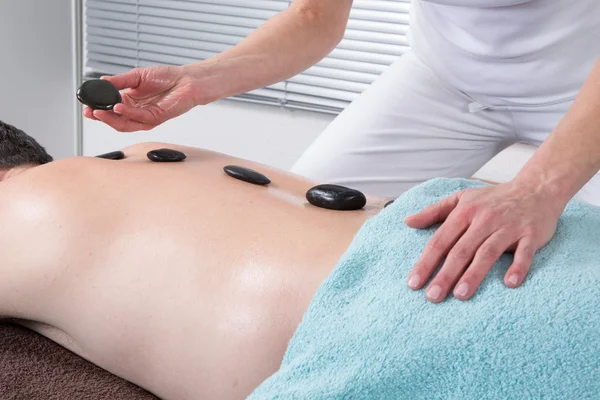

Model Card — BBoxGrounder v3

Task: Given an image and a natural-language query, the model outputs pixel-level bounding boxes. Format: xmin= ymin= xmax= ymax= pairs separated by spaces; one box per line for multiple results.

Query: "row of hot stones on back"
xmin=77 ymin=79 xmax=395 ymax=210
xmin=96 ymin=148 xmax=395 ymax=211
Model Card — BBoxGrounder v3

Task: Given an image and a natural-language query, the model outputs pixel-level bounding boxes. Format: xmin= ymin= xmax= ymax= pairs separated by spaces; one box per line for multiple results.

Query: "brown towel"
xmin=0 ymin=322 xmax=158 ymax=400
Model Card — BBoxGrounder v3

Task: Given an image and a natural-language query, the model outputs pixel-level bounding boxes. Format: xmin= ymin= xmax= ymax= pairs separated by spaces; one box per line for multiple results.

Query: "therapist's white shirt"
xmin=409 ymin=0 xmax=600 ymax=106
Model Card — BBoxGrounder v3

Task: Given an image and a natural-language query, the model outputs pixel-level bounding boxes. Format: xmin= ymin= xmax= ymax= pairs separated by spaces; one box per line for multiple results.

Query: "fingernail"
xmin=508 ymin=274 xmax=519 ymax=285
xmin=455 ymin=282 xmax=469 ymax=297
xmin=427 ymin=285 xmax=442 ymax=300
xmin=408 ymin=275 xmax=421 ymax=289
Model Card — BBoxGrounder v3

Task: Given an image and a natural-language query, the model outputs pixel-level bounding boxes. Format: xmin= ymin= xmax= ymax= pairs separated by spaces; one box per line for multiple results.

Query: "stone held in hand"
xmin=96 ymin=150 xmax=125 ymax=160
xmin=306 ymin=184 xmax=367 ymax=211
xmin=76 ymin=79 xmax=122 ymax=110
xmin=384 ymin=199 xmax=395 ymax=208
xmin=223 ymin=165 xmax=271 ymax=185
xmin=147 ymin=149 xmax=187 ymax=162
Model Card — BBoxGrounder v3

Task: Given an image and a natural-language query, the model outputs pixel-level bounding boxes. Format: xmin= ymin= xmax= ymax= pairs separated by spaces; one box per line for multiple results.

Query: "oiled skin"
xmin=0 ymin=143 xmax=386 ymax=400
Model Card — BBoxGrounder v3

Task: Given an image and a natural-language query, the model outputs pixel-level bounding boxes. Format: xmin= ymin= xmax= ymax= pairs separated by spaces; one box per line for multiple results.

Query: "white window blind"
xmin=84 ymin=0 xmax=411 ymax=114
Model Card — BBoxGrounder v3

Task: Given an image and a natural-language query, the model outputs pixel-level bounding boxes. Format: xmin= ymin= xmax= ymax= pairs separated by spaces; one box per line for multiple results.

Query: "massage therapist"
xmin=83 ymin=0 xmax=600 ymax=303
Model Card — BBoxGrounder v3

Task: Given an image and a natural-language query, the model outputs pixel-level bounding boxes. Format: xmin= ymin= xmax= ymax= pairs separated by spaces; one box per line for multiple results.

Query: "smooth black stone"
xmin=223 ymin=165 xmax=271 ymax=185
xmin=384 ymin=199 xmax=395 ymax=208
xmin=77 ymin=79 xmax=122 ymax=110
xmin=147 ymin=148 xmax=187 ymax=162
xmin=96 ymin=150 xmax=125 ymax=160
xmin=306 ymin=184 xmax=367 ymax=211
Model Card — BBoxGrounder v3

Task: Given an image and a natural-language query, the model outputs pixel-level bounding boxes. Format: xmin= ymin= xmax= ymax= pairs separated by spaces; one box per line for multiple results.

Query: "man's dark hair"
xmin=0 ymin=120 xmax=53 ymax=170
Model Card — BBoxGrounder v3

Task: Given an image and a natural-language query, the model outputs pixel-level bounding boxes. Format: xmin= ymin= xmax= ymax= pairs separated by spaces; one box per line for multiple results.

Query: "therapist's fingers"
xmin=452 ymin=230 xmax=515 ymax=301
xmin=92 ymin=110 xmax=153 ymax=133
xmin=101 ymin=70 xmax=142 ymax=91
xmin=112 ymin=102 xmax=162 ymax=126
xmin=82 ymin=106 xmax=98 ymax=120
xmin=425 ymin=223 xmax=494 ymax=302
xmin=405 ymin=191 xmax=463 ymax=229
xmin=407 ymin=211 xmax=469 ymax=290
xmin=504 ymin=236 xmax=536 ymax=288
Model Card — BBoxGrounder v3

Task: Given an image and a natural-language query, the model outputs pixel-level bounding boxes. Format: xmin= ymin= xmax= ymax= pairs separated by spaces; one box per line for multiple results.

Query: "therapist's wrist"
xmin=182 ymin=61 xmax=228 ymax=106
xmin=513 ymin=164 xmax=572 ymax=215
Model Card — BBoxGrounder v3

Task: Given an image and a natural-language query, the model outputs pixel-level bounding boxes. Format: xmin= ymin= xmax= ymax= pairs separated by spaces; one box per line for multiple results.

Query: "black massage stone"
xmin=147 ymin=149 xmax=187 ymax=162
xmin=306 ymin=184 xmax=367 ymax=211
xmin=384 ymin=199 xmax=395 ymax=208
xmin=96 ymin=150 xmax=125 ymax=160
xmin=77 ymin=79 xmax=122 ymax=110
xmin=223 ymin=165 xmax=271 ymax=186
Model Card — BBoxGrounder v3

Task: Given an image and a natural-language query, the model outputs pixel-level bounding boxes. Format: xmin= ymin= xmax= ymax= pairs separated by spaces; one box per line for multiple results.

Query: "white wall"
xmin=83 ymin=99 xmax=334 ymax=170
xmin=0 ymin=0 xmax=78 ymax=160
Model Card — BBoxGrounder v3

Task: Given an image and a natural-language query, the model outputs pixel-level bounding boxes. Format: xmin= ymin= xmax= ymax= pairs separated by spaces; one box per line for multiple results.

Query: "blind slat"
xmin=85 ymin=0 xmax=411 ymax=114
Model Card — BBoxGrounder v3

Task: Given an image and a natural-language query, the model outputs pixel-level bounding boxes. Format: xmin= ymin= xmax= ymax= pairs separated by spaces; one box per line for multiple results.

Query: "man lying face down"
xmin=1 ymin=121 xmax=599 ymax=400
xmin=0 ymin=120 xmax=386 ymax=399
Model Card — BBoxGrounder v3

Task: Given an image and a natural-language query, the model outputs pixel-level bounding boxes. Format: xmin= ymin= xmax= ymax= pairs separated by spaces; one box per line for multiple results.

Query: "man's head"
xmin=0 ymin=120 xmax=53 ymax=177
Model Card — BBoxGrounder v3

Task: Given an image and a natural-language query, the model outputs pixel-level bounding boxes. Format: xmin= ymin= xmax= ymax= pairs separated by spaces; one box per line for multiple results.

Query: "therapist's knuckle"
xmin=449 ymin=246 xmax=472 ymax=262
xmin=426 ymin=237 xmax=447 ymax=252
xmin=517 ymin=242 xmax=537 ymax=260
xmin=456 ymin=204 xmax=479 ymax=223
xmin=462 ymin=269 xmax=485 ymax=286
xmin=459 ymin=202 xmax=478 ymax=216
xmin=132 ymin=67 xmax=144 ymax=77
xmin=450 ymin=211 xmax=470 ymax=228
xmin=479 ymin=243 xmax=501 ymax=260
xmin=522 ymin=226 xmax=538 ymax=237
xmin=522 ymin=244 xmax=536 ymax=257
xmin=479 ymin=211 xmax=498 ymax=226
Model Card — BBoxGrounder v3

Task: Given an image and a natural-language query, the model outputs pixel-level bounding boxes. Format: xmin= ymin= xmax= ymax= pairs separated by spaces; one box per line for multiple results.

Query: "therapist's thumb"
xmin=101 ymin=69 xmax=142 ymax=91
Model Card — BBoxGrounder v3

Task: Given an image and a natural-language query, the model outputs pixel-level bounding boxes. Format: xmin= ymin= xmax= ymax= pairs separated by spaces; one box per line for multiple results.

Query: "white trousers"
xmin=291 ymin=52 xmax=600 ymax=206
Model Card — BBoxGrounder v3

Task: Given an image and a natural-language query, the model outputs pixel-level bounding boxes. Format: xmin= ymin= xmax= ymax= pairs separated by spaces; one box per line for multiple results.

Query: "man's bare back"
xmin=0 ymin=142 xmax=386 ymax=399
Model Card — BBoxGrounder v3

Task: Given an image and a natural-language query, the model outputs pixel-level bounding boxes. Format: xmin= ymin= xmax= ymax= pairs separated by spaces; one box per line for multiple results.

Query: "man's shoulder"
xmin=10 ymin=157 xmax=93 ymax=187
xmin=0 ymin=157 xmax=96 ymax=214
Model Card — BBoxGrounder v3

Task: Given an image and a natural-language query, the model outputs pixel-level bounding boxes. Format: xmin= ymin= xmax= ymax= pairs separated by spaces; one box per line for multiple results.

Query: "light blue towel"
xmin=248 ymin=178 xmax=600 ymax=399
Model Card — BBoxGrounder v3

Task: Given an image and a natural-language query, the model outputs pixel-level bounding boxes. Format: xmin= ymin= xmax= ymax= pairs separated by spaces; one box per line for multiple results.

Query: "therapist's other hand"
xmin=405 ymin=180 xmax=565 ymax=303
xmin=83 ymin=66 xmax=199 ymax=132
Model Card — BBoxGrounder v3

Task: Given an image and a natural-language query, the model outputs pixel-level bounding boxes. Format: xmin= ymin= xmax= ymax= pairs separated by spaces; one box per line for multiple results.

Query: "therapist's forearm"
xmin=184 ymin=0 xmax=352 ymax=105
xmin=514 ymin=58 xmax=600 ymax=208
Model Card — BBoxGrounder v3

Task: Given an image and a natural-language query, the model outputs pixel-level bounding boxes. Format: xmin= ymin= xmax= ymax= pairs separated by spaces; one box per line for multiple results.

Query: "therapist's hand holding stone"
xmin=82 ymin=0 xmax=352 ymax=132
xmin=82 ymin=66 xmax=199 ymax=132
